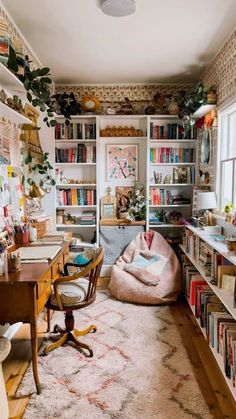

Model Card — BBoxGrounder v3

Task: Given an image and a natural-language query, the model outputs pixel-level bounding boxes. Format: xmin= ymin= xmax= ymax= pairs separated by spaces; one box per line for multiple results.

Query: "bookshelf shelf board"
xmin=0 ymin=62 xmax=25 ymax=94
xmin=186 ymin=225 xmax=236 ymax=266
xmin=55 ymin=114 xmax=96 ymax=119
xmin=149 ymin=204 xmax=191 ymax=208
xmin=55 ymin=139 xmax=96 ymax=143
xmin=192 ymin=104 xmax=216 ymax=119
xmin=185 ymin=297 xmax=236 ymax=399
xmin=56 ymin=205 xmax=97 ymax=209
xmin=179 ymin=244 xmax=236 ymax=320
xmin=0 ymin=102 xmax=32 ymax=125
xmin=150 ymin=115 xmax=179 ymax=119
xmin=56 ymin=224 xmax=96 ymax=228
xmin=150 ymin=162 xmax=196 ymax=166
xmin=150 ymin=139 xmax=196 ymax=144
xmin=99 ymin=115 xmax=147 ymax=120
xmin=56 ymin=184 xmax=96 ymax=188
xmin=149 ymin=183 xmax=195 ymax=187
xmin=100 ymin=136 xmax=147 ymax=140
xmin=149 ymin=224 xmax=185 ymax=228
xmin=55 ymin=163 xmax=96 ymax=167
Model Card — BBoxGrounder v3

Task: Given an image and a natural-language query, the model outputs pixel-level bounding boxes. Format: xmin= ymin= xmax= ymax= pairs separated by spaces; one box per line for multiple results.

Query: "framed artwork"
xmin=115 ymin=186 xmax=133 ymax=218
xmin=200 ymin=129 xmax=211 ymax=165
xmin=107 ymin=144 xmax=138 ymax=181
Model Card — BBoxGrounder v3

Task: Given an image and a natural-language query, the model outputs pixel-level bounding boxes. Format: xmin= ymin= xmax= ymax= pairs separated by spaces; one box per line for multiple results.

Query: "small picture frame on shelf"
xmin=102 ymin=203 xmax=116 ymax=219
xmin=107 ymin=144 xmax=138 ymax=181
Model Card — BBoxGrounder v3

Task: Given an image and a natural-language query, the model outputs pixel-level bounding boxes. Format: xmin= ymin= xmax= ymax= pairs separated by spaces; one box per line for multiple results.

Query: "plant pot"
xmin=225 ymin=238 xmax=236 ymax=252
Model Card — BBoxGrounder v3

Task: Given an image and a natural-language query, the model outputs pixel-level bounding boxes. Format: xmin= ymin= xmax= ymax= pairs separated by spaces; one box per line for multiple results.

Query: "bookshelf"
xmin=147 ymin=116 xmax=198 ymax=232
xmin=52 ymin=115 xmax=199 ymax=246
xmin=54 ymin=115 xmax=98 ymax=244
xmin=180 ymin=225 xmax=236 ymax=400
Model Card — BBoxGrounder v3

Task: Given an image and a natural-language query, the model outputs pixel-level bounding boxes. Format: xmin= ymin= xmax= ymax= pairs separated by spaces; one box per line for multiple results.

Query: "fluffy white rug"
xmin=18 ymin=291 xmax=213 ymax=419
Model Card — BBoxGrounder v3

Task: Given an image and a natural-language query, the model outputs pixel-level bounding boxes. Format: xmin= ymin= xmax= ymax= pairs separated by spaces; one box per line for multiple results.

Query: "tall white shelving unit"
xmin=53 ymin=114 xmax=198 ymax=245
xmin=54 ymin=115 xmax=99 ymax=244
xmin=146 ymin=115 xmax=198 ymax=234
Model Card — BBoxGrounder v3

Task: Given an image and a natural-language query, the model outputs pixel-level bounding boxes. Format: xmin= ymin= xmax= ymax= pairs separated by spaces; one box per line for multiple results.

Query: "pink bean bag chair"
xmin=109 ymin=231 xmax=181 ymax=304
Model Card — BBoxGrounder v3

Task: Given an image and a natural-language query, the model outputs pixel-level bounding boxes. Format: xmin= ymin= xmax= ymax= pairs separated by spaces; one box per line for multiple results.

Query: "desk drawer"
xmin=51 ymin=254 xmax=64 ymax=279
xmin=37 ymin=283 xmax=51 ymax=314
xmin=37 ymin=271 xmax=51 ymax=298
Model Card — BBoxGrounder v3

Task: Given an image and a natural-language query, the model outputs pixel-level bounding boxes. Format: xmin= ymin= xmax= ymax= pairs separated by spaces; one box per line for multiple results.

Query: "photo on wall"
xmin=106 ymin=144 xmax=138 ymax=181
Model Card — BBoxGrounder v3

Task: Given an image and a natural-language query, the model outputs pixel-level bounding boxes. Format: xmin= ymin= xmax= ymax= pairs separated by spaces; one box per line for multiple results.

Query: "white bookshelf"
xmin=147 ymin=115 xmax=198 ymax=232
xmin=52 ymin=115 xmax=199 ymax=245
xmin=54 ymin=115 xmax=98 ymax=244
xmin=179 ymin=225 xmax=236 ymax=400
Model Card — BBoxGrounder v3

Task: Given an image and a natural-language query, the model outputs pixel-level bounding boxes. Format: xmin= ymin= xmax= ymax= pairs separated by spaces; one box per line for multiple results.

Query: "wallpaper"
xmin=55 ymin=83 xmax=192 ymax=114
xmin=202 ymin=30 xmax=236 ymax=108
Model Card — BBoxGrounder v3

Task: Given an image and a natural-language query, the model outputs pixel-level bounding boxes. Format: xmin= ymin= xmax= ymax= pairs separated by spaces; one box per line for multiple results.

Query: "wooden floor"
xmin=3 ymin=296 xmax=236 ymax=419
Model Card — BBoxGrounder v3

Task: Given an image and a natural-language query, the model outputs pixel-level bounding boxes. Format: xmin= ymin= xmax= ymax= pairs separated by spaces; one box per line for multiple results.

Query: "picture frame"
xmin=200 ymin=128 xmax=211 ymax=165
xmin=101 ymin=203 xmax=116 ymax=219
xmin=107 ymin=144 xmax=138 ymax=181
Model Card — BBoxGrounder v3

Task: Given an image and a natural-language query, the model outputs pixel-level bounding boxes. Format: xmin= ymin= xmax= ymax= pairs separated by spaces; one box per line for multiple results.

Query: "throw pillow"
xmin=123 ymin=250 xmax=168 ymax=285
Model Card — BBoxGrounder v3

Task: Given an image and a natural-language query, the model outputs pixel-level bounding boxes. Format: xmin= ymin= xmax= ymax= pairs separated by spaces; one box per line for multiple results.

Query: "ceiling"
xmin=2 ymin=0 xmax=236 ymax=84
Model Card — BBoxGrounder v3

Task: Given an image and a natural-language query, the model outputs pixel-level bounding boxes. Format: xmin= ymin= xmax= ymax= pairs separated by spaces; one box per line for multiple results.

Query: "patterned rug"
xmin=19 ymin=291 xmax=213 ymax=419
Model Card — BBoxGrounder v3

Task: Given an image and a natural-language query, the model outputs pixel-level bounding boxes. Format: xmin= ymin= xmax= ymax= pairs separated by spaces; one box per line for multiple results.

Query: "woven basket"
xmin=31 ymin=221 xmax=46 ymax=239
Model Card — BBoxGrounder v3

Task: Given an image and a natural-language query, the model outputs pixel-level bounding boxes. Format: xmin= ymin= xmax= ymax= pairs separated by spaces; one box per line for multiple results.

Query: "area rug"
xmin=18 ymin=291 xmax=213 ymax=419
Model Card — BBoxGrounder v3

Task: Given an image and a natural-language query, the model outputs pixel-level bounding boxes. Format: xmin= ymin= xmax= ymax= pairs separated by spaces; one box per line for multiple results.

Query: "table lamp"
xmin=197 ymin=192 xmax=217 ymax=226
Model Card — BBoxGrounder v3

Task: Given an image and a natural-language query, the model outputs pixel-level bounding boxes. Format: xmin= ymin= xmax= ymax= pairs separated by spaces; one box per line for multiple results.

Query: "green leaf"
xmin=27 ymin=92 xmax=32 ymax=102
xmin=39 ymin=67 xmax=50 ymax=76
xmin=51 ymin=179 xmax=56 ymax=186
xmin=50 ymin=119 xmax=57 ymax=127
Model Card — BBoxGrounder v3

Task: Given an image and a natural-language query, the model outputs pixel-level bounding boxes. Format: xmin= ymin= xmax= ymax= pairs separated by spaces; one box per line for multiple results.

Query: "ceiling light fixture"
xmin=101 ymin=0 xmax=136 ymax=17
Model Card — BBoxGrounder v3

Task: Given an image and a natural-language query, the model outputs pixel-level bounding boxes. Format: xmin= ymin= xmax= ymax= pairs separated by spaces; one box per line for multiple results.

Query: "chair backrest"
xmin=53 ymin=247 xmax=104 ymax=310
xmin=85 ymin=247 xmax=104 ymax=302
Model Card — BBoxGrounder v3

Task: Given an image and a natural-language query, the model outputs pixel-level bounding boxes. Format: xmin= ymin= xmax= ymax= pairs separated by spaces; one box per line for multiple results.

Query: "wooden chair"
xmin=44 ymin=247 xmax=104 ymax=357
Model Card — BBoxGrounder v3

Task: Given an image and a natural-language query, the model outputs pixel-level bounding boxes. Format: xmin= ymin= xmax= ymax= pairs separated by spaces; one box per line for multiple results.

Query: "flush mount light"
xmin=101 ymin=0 xmax=136 ymax=17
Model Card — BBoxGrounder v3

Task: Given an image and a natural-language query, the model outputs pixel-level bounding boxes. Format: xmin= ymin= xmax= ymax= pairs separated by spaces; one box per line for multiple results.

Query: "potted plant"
xmin=24 ymin=152 xmax=55 ymax=195
xmin=127 ymin=183 xmax=146 ymax=221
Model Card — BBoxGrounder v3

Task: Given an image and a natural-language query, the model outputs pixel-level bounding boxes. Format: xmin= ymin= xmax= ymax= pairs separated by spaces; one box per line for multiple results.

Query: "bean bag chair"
xmin=109 ymin=231 xmax=181 ymax=304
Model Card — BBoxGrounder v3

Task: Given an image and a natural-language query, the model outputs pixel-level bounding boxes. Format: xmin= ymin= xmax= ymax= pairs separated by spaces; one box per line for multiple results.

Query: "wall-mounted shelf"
xmin=0 ymin=102 xmax=32 ymax=126
xmin=0 ymin=62 xmax=25 ymax=95
xmin=150 ymin=162 xmax=196 ymax=166
xmin=55 ymin=139 xmax=96 ymax=144
xmin=150 ymin=139 xmax=196 ymax=144
xmin=56 ymin=205 xmax=96 ymax=209
xmin=55 ymin=162 xmax=96 ymax=167
xmin=192 ymin=104 xmax=216 ymax=119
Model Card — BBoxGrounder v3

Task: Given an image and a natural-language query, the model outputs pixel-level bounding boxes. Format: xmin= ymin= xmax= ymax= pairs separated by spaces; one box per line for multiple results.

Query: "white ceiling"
xmin=2 ymin=0 xmax=236 ymax=84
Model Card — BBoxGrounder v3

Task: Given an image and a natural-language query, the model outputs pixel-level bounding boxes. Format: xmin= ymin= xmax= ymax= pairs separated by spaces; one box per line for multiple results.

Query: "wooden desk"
xmin=0 ymin=241 xmax=70 ymax=394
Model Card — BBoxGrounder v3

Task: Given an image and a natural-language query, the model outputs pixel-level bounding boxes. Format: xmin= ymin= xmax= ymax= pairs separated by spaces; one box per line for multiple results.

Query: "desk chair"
xmin=44 ymin=247 xmax=104 ymax=357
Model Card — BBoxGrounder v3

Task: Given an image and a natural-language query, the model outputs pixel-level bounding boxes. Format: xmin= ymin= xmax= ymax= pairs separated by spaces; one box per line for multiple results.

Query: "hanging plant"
xmin=51 ymin=93 xmax=82 ymax=125
xmin=180 ymin=82 xmax=207 ymax=118
xmin=7 ymin=47 xmax=81 ymax=127
xmin=25 ymin=152 xmax=55 ymax=191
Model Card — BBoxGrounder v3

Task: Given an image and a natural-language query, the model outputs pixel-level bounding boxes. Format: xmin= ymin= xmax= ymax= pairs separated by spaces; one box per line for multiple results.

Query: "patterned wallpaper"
xmin=202 ymin=30 xmax=236 ymax=107
xmin=199 ymin=30 xmax=236 ymax=194
xmin=55 ymin=84 xmax=192 ymax=114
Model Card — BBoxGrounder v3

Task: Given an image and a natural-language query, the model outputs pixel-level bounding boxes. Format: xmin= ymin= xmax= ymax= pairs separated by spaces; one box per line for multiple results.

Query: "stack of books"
xmin=150 ymin=188 xmax=172 ymax=205
xmin=199 ymin=241 xmax=213 ymax=276
xmin=79 ymin=211 xmax=96 ymax=225
xmin=150 ymin=123 xmax=183 ymax=139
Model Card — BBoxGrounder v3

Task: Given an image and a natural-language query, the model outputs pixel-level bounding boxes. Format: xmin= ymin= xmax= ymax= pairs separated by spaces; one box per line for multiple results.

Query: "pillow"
xmin=74 ymin=254 xmax=91 ymax=266
xmin=123 ymin=250 xmax=168 ymax=285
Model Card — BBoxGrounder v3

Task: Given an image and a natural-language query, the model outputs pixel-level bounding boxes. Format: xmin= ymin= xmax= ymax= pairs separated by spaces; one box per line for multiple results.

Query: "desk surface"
xmin=0 ymin=242 xmax=69 ymax=284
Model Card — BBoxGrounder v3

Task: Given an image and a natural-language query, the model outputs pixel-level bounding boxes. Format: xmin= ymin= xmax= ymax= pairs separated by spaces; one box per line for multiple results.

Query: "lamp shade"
xmin=29 ymin=183 xmax=46 ymax=199
xmin=197 ymin=192 xmax=217 ymax=211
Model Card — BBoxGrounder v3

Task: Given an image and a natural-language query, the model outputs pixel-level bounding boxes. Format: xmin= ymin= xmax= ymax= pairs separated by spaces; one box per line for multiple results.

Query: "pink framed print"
xmin=107 ymin=144 xmax=138 ymax=181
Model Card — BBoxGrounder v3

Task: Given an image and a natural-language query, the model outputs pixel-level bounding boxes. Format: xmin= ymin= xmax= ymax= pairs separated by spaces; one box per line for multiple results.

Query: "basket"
xmin=31 ymin=221 xmax=46 ymax=239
